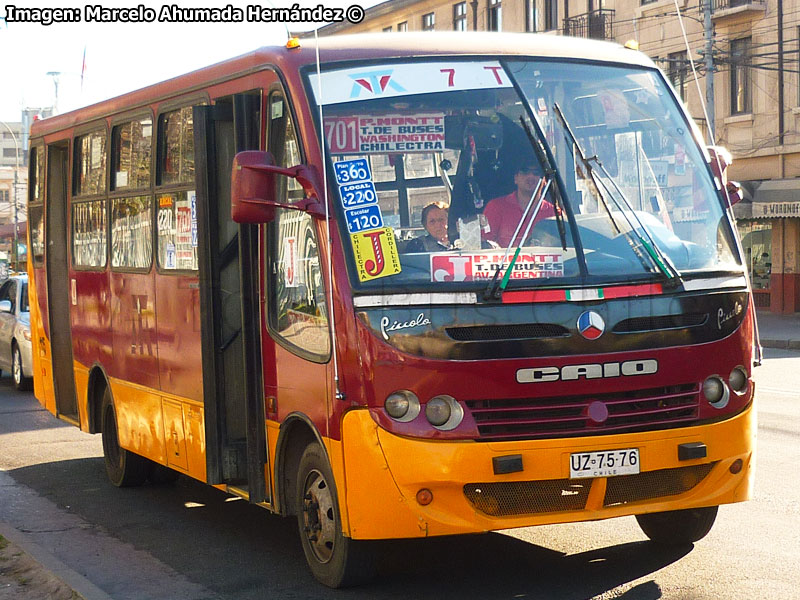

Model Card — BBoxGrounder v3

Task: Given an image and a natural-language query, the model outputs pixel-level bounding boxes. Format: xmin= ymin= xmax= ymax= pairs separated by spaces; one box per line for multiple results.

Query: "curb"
xmin=760 ymin=339 xmax=800 ymax=350
xmin=0 ymin=521 xmax=114 ymax=600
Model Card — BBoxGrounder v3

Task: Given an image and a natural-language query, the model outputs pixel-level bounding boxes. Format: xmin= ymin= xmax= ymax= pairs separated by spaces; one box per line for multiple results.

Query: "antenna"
xmin=313 ymin=28 xmax=343 ymax=438
xmin=264 ymin=0 xmax=292 ymax=42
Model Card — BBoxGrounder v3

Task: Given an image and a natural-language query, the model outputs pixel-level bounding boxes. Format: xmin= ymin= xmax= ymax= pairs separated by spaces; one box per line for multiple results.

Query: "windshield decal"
xmin=310 ymin=61 xmax=511 ymax=106
xmin=351 ymin=228 xmax=402 ymax=282
xmin=430 ymin=250 xmax=563 ymax=282
xmin=334 ymin=157 xmax=385 ymax=233
xmin=324 ymin=113 xmax=445 ymax=155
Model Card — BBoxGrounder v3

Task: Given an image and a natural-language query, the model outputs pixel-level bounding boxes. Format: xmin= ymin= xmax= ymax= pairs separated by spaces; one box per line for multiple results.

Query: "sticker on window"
xmin=283 ymin=236 xmax=299 ymax=288
xmin=310 ymin=61 xmax=512 ymax=105
xmin=430 ymin=251 xmax=563 ymax=282
xmin=325 ymin=113 xmax=445 ymax=155
xmin=597 ymin=89 xmax=630 ymax=129
xmin=350 ymin=227 xmax=402 ymax=282
xmin=345 ymin=204 xmax=384 ymax=234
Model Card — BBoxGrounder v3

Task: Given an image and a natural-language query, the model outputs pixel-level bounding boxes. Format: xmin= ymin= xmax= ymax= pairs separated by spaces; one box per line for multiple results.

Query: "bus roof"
xmin=30 ymin=33 xmax=655 ymax=137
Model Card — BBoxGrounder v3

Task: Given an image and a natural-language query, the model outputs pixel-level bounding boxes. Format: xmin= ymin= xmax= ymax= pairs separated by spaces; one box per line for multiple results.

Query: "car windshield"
xmin=309 ymin=58 xmax=741 ymax=292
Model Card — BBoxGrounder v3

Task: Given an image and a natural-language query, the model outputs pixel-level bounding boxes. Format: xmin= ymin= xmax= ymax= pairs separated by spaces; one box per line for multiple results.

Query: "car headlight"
xmin=22 ymin=328 xmax=31 ymax=341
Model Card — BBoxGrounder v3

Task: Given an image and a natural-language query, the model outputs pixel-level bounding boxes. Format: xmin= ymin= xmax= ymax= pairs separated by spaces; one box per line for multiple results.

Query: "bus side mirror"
xmin=706 ymin=145 xmax=742 ymax=206
xmin=231 ymin=151 xmax=325 ymax=223
xmin=726 ymin=181 xmax=744 ymax=206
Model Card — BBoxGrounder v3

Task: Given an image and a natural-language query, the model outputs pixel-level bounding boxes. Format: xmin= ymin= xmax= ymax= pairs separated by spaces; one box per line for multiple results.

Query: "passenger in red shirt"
xmin=483 ymin=162 xmax=555 ymax=248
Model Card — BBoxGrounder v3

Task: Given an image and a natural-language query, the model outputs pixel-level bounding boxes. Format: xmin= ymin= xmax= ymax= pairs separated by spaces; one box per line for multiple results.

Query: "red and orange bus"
xmin=28 ymin=33 xmax=758 ymax=587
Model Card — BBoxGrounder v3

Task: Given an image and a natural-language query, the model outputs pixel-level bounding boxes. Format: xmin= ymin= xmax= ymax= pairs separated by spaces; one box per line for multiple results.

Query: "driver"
xmin=483 ymin=161 xmax=555 ymax=247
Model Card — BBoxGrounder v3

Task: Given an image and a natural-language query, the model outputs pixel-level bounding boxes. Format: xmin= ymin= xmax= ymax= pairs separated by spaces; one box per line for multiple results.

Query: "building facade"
xmin=318 ymin=0 xmax=800 ymax=313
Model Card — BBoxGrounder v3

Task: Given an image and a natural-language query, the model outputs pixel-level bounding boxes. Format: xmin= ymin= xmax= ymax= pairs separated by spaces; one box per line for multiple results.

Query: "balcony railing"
xmin=563 ymin=9 xmax=615 ymax=41
xmin=712 ymin=0 xmax=766 ymax=13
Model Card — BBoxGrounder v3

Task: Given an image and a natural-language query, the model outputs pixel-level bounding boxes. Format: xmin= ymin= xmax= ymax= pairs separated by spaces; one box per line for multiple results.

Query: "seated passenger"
xmin=483 ymin=162 xmax=555 ymax=248
xmin=405 ymin=202 xmax=452 ymax=253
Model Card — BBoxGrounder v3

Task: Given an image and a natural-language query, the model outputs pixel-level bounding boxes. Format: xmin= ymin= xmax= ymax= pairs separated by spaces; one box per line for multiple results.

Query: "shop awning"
xmin=750 ymin=178 xmax=800 ymax=218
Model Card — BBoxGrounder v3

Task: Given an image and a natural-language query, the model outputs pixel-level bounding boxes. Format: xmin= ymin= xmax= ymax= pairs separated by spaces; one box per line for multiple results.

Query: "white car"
xmin=0 ymin=274 xmax=33 ymax=390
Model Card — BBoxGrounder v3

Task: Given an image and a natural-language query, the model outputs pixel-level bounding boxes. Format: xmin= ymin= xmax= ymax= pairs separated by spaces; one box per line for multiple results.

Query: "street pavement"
xmin=1 ymin=308 xmax=798 ymax=599
xmin=755 ymin=309 xmax=800 ymax=350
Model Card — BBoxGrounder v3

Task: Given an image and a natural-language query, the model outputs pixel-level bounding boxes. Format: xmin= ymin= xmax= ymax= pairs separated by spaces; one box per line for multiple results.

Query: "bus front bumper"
xmin=340 ymin=405 xmax=754 ymax=540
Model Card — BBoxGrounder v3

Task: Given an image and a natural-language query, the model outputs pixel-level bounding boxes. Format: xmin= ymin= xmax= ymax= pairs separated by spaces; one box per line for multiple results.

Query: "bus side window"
xmin=267 ymin=90 xmax=303 ymax=200
xmin=28 ymin=146 xmax=45 ymax=267
xmin=270 ymin=209 xmax=331 ymax=359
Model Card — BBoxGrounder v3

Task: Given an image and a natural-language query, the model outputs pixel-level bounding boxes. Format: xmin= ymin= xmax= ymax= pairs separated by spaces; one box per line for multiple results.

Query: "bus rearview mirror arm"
xmin=231 ymin=151 xmax=326 ymax=223
xmin=706 ymin=145 xmax=743 ymax=206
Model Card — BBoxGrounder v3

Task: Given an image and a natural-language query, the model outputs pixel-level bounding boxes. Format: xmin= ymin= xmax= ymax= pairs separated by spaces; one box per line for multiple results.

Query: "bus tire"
xmin=101 ymin=388 xmax=150 ymax=487
xmin=296 ymin=442 xmax=375 ymax=588
xmin=636 ymin=506 xmax=718 ymax=545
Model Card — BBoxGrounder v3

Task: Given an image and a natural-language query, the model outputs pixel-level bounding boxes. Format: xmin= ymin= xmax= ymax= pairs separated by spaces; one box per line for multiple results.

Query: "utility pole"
xmin=47 ymin=71 xmax=61 ymax=114
xmin=703 ymin=0 xmax=715 ymax=140
xmin=778 ymin=0 xmax=784 ymax=146
xmin=0 ymin=121 xmax=20 ymax=272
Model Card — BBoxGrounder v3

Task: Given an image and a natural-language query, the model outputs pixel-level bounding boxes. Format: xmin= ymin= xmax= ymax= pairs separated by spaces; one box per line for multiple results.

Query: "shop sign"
xmin=753 ymin=201 xmax=800 ymax=218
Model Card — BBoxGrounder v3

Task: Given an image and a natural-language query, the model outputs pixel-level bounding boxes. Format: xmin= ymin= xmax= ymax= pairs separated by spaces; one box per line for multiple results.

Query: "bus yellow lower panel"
xmin=341 ymin=406 xmax=754 ymax=540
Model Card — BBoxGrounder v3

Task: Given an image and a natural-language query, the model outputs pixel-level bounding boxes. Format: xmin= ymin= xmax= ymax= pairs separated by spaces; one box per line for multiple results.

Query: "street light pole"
xmin=46 ymin=72 xmax=62 ymax=114
xmin=0 ymin=120 xmax=20 ymax=273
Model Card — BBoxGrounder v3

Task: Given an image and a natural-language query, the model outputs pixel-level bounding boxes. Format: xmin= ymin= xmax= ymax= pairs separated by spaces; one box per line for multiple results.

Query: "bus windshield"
xmin=310 ymin=58 xmax=741 ymax=291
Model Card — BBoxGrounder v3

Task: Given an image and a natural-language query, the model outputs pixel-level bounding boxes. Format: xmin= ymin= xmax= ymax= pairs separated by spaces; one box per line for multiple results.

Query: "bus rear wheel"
xmin=295 ymin=442 xmax=375 ymax=588
xmin=101 ymin=389 xmax=150 ymax=487
xmin=636 ymin=506 xmax=718 ymax=545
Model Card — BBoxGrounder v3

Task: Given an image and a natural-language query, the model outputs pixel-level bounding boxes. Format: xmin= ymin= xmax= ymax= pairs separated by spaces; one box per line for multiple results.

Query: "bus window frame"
xmin=110 ymin=109 xmax=155 ymax=194
xmin=108 ymin=108 xmax=156 ymax=275
xmin=28 ymin=142 xmax=46 ymax=268
xmin=154 ymin=94 xmax=208 ymax=276
xmin=263 ymin=81 xmax=332 ymax=364
xmin=71 ymin=122 xmax=109 ymax=272
xmin=72 ymin=122 xmax=109 ymax=200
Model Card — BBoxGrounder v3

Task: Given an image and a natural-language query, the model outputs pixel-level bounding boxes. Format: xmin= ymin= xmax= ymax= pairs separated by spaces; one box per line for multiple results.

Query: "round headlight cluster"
xmin=384 ymin=391 xmax=464 ymax=430
xmin=729 ymin=366 xmax=748 ymax=393
xmin=702 ymin=375 xmax=730 ymax=409
xmin=384 ymin=390 xmax=420 ymax=422
xmin=426 ymin=395 xmax=464 ymax=430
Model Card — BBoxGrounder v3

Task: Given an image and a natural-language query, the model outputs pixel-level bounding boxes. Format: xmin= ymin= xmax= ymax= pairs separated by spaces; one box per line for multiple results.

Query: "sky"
xmin=0 ymin=0 xmax=383 ymax=123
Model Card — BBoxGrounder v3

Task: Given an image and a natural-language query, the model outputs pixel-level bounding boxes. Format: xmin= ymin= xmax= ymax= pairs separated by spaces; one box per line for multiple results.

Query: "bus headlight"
xmin=729 ymin=367 xmax=748 ymax=393
xmin=384 ymin=390 xmax=420 ymax=422
xmin=425 ymin=395 xmax=463 ymax=430
xmin=702 ymin=376 xmax=730 ymax=409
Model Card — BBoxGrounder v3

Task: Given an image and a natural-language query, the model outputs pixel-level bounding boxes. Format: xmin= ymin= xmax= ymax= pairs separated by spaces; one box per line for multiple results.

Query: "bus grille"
xmin=603 ymin=462 xmax=716 ymax=506
xmin=612 ymin=313 xmax=708 ymax=333
xmin=445 ymin=323 xmax=569 ymax=341
xmin=464 ymin=479 xmax=591 ymax=516
xmin=463 ymin=463 xmax=715 ymax=517
xmin=465 ymin=384 xmax=700 ymax=441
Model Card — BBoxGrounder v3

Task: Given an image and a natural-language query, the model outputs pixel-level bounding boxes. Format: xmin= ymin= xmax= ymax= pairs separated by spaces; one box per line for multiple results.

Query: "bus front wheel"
xmin=636 ymin=506 xmax=718 ymax=545
xmin=101 ymin=389 xmax=150 ymax=487
xmin=295 ymin=442 xmax=375 ymax=588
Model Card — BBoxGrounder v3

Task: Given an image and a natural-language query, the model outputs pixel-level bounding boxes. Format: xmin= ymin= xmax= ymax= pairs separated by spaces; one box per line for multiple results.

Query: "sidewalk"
xmin=756 ymin=310 xmax=800 ymax=350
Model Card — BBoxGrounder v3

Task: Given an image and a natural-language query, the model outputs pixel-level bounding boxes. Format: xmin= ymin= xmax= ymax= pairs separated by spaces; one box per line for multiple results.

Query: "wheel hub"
xmin=301 ymin=468 xmax=336 ymax=563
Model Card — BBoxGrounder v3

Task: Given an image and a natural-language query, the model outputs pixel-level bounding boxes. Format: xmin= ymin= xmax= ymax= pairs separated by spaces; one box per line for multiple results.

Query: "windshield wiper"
xmin=551 ymin=103 xmax=682 ymax=287
xmin=484 ymin=177 xmax=551 ymax=300
xmin=519 ymin=117 xmax=568 ymax=253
